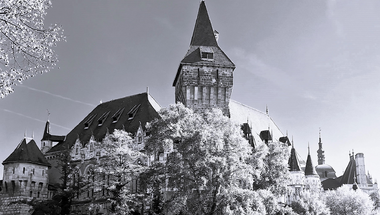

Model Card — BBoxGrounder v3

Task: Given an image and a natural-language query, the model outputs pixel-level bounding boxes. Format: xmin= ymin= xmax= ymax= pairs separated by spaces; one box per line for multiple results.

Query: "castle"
xmin=0 ymin=1 xmax=377 ymax=214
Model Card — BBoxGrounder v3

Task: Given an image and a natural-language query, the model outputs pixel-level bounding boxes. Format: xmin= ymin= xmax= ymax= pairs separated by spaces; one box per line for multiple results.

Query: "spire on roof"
xmin=317 ymin=129 xmax=325 ymax=165
xmin=42 ymin=120 xmax=51 ymax=141
xmin=190 ymin=1 xmax=218 ymax=47
xmin=305 ymin=145 xmax=318 ymax=176
xmin=288 ymin=144 xmax=301 ymax=172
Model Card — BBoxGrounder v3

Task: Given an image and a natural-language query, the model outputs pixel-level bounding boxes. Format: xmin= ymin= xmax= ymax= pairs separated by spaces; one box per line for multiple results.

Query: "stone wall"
xmin=175 ymin=65 xmax=234 ymax=115
xmin=0 ymin=196 xmax=33 ymax=215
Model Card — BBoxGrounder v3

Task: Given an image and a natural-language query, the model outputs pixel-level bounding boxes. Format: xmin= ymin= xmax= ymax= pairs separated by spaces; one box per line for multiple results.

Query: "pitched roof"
xmin=288 ymin=146 xmax=301 ymax=172
xmin=229 ymin=100 xmax=283 ymax=143
xmin=340 ymin=156 xmax=357 ymax=185
xmin=3 ymin=138 xmax=50 ymax=167
xmin=42 ymin=121 xmax=65 ymax=142
xmin=190 ymin=1 xmax=218 ymax=47
xmin=173 ymin=1 xmax=235 ymax=86
xmin=47 ymin=93 xmax=160 ymax=154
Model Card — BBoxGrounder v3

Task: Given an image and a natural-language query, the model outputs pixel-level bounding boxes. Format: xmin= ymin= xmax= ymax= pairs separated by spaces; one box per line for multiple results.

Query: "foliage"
xmin=324 ymin=186 xmax=375 ymax=215
xmin=250 ymin=141 xmax=291 ymax=214
xmin=290 ymin=190 xmax=330 ymax=215
xmin=0 ymin=0 xmax=64 ymax=98
xmin=144 ymin=104 xmax=289 ymax=215
xmin=90 ymin=130 xmax=148 ymax=215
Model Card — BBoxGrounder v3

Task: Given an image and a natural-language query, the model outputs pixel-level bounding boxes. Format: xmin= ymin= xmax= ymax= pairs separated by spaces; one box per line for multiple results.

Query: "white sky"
xmin=1 ymin=0 xmax=380 ymax=182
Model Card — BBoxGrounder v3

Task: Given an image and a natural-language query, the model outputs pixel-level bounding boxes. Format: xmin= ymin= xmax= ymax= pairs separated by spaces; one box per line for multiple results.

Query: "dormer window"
xmin=97 ymin=111 xmax=110 ymax=126
xmin=84 ymin=114 xmax=97 ymax=129
xmin=112 ymin=108 xmax=125 ymax=123
xmin=128 ymin=104 xmax=141 ymax=120
xmin=200 ymin=47 xmax=214 ymax=61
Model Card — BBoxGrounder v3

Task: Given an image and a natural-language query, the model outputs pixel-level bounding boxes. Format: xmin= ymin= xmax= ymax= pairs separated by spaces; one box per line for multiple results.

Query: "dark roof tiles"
xmin=3 ymin=139 xmax=51 ymax=167
xmin=47 ymin=93 xmax=160 ymax=154
xmin=288 ymin=147 xmax=301 ymax=172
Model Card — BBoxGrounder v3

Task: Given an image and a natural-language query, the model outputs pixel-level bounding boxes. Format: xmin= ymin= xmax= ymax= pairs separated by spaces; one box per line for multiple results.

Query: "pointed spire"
xmin=42 ymin=120 xmax=51 ymax=141
xmin=288 ymin=142 xmax=301 ymax=172
xmin=305 ymin=145 xmax=318 ymax=175
xmin=308 ymin=142 xmax=310 ymax=155
xmin=190 ymin=1 xmax=218 ymax=46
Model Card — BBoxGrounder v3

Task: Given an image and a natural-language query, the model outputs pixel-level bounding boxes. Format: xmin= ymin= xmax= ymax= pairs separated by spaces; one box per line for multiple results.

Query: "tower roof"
xmin=41 ymin=120 xmax=66 ymax=142
xmin=173 ymin=1 xmax=235 ymax=87
xmin=288 ymin=145 xmax=301 ymax=172
xmin=3 ymin=138 xmax=51 ymax=167
xmin=305 ymin=146 xmax=318 ymax=175
xmin=190 ymin=1 xmax=218 ymax=47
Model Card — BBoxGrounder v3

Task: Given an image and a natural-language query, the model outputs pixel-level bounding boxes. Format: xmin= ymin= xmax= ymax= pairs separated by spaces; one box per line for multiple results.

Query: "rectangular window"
xmin=201 ymin=52 xmax=213 ymax=60
xmin=194 ymin=86 xmax=198 ymax=101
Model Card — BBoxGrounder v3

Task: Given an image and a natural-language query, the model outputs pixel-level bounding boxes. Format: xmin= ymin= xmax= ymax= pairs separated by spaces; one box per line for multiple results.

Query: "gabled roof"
xmin=47 ymin=93 xmax=160 ymax=154
xmin=3 ymin=138 xmax=51 ymax=167
xmin=288 ymin=146 xmax=301 ymax=172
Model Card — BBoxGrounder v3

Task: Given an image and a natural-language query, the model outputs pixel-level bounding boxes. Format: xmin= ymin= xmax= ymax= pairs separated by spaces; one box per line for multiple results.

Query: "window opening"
xmin=97 ymin=111 xmax=110 ymax=126
xmin=128 ymin=104 xmax=141 ymax=120
xmin=84 ymin=114 xmax=97 ymax=129
xmin=112 ymin=108 xmax=125 ymax=123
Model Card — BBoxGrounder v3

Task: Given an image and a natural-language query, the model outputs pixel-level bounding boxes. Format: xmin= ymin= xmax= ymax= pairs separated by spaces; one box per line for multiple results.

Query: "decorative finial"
xmin=146 ymin=87 xmax=149 ymax=94
xmin=266 ymin=105 xmax=269 ymax=115
xmin=32 ymin=131 xmax=34 ymax=139
xmin=292 ymin=136 xmax=294 ymax=148
xmin=47 ymin=109 xmax=50 ymax=121
xmin=308 ymin=143 xmax=310 ymax=155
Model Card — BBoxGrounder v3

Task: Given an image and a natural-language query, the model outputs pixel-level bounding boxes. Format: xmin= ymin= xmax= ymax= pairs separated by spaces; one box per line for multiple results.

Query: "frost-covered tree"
xmin=0 ymin=0 xmax=64 ymax=98
xmin=291 ymin=190 xmax=330 ymax=215
xmin=324 ymin=186 xmax=375 ymax=215
xmin=144 ymin=104 xmax=267 ymax=215
xmin=250 ymin=141 xmax=292 ymax=214
xmin=90 ymin=130 xmax=148 ymax=215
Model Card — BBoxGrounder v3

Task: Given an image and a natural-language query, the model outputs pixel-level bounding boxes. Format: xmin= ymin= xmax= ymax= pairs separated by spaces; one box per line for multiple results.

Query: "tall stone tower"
xmin=173 ymin=1 xmax=235 ymax=116
xmin=317 ymin=130 xmax=325 ymax=165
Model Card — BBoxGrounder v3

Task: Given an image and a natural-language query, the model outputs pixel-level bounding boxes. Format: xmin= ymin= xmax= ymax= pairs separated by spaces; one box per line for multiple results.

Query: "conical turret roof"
xmin=3 ymin=138 xmax=51 ymax=167
xmin=305 ymin=147 xmax=318 ymax=175
xmin=288 ymin=145 xmax=301 ymax=172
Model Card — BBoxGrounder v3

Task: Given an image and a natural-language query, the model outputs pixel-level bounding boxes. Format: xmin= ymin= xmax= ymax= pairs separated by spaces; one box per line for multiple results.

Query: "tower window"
xmin=201 ymin=52 xmax=213 ymax=60
xmin=200 ymin=47 xmax=214 ymax=61
xmin=23 ymin=167 xmax=25 ymax=174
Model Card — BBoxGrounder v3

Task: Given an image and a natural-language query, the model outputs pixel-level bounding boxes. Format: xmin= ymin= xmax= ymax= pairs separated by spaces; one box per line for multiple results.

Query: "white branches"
xmin=0 ymin=0 xmax=65 ymax=98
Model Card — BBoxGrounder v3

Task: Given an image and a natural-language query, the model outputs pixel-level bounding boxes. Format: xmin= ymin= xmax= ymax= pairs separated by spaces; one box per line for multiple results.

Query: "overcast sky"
xmin=1 ymin=0 xmax=380 ymax=181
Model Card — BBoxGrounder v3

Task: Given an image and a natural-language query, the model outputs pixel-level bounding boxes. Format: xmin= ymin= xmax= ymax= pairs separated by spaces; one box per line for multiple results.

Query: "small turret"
xmin=41 ymin=120 xmax=65 ymax=154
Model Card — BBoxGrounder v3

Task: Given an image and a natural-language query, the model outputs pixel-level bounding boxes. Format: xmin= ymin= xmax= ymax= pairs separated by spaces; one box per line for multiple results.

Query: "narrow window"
xmin=23 ymin=167 xmax=25 ymax=174
xmin=42 ymin=170 xmax=44 ymax=176
xmin=194 ymin=86 xmax=198 ymax=101
xmin=30 ymin=191 xmax=32 ymax=197
xmin=32 ymin=169 xmax=35 ymax=175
